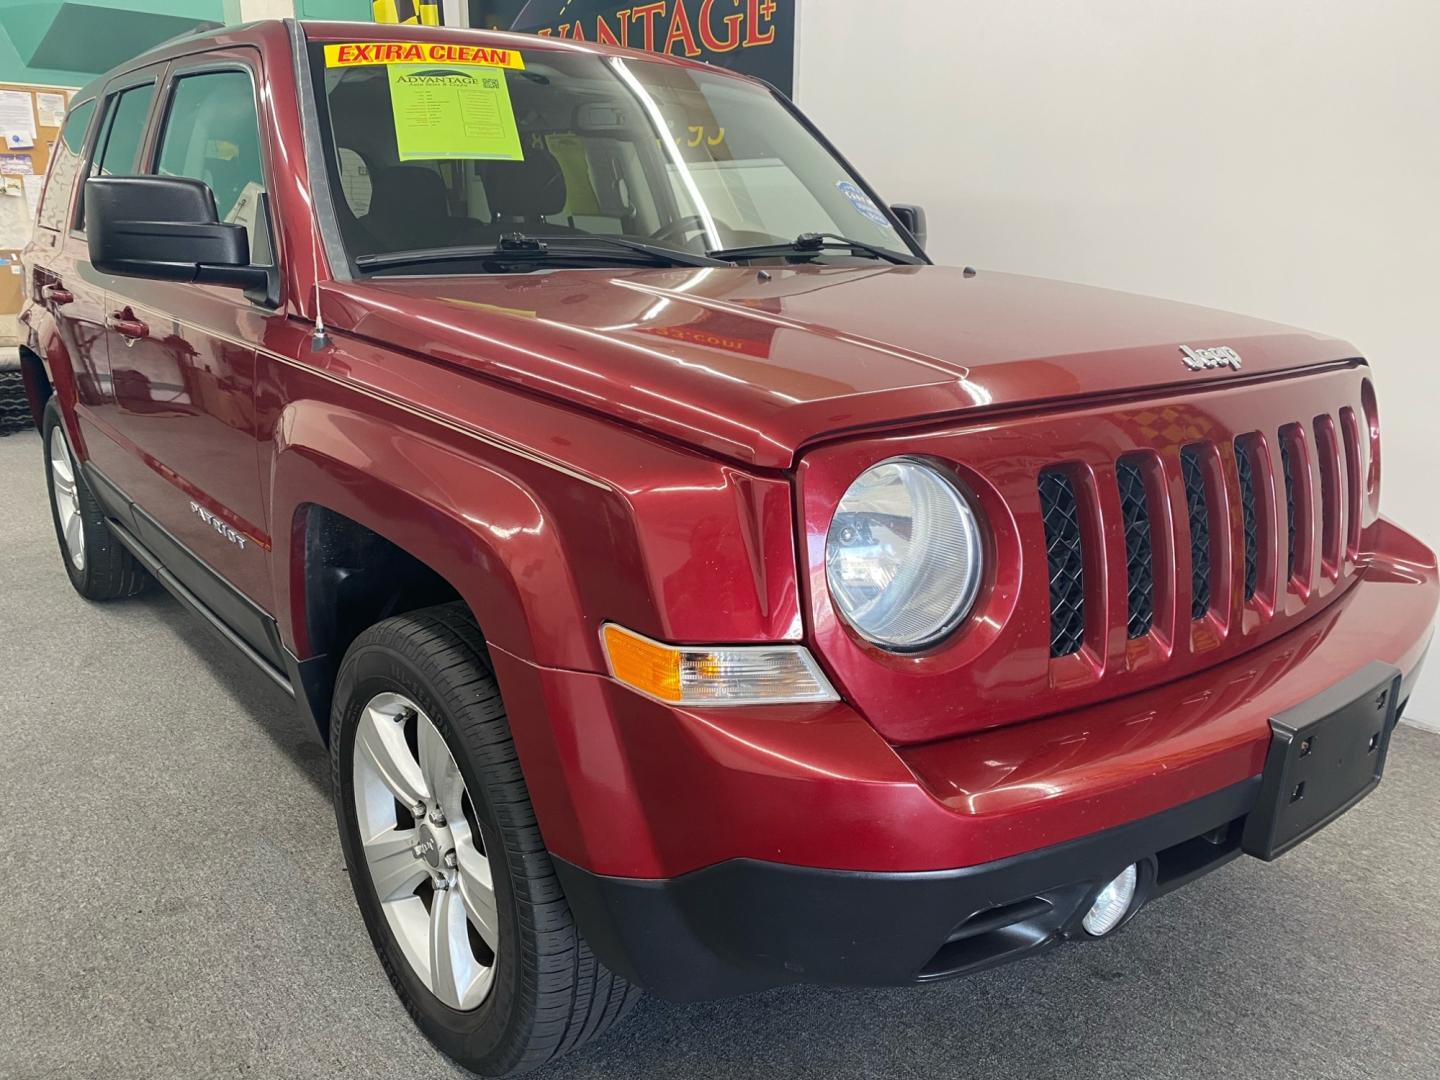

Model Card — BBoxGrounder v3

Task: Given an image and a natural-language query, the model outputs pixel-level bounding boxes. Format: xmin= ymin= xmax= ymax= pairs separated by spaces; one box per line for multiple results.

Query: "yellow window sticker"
xmin=324 ymin=41 xmax=525 ymax=69
xmin=388 ymin=64 xmax=524 ymax=162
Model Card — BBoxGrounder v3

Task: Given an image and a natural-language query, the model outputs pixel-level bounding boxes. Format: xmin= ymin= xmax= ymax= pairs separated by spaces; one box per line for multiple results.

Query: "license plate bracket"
xmin=1241 ymin=661 xmax=1401 ymax=861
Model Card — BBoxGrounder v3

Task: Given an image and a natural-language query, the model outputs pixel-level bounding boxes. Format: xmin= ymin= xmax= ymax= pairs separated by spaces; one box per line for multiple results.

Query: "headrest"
xmin=366 ymin=166 xmax=450 ymax=225
xmin=485 ymin=149 xmax=567 ymax=220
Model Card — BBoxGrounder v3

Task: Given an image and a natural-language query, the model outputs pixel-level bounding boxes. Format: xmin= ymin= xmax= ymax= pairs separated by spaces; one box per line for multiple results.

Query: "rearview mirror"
xmin=574 ymin=102 xmax=628 ymax=132
xmin=892 ymin=203 xmax=928 ymax=252
xmin=85 ymin=176 xmax=272 ymax=297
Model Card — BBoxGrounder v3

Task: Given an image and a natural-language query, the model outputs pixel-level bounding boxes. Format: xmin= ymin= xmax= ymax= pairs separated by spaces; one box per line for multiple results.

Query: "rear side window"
xmin=36 ymin=98 xmax=95 ymax=231
xmin=80 ymin=82 xmax=155 ymax=229
xmin=92 ymin=84 xmax=155 ymax=177
xmin=155 ymin=70 xmax=269 ymax=263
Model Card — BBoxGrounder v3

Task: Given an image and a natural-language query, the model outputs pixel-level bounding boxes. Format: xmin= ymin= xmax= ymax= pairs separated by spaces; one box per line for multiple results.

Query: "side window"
xmin=80 ymin=82 xmax=155 ymax=230
xmin=155 ymin=70 xmax=269 ymax=263
xmin=91 ymin=84 xmax=155 ymax=178
xmin=37 ymin=98 xmax=96 ymax=231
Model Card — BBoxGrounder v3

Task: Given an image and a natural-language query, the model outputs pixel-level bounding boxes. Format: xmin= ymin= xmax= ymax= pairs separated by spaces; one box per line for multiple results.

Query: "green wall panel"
xmin=297 ymin=0 xmax=374 ymax=18
xmin=0 ymin=0 xmax=226 ymax=85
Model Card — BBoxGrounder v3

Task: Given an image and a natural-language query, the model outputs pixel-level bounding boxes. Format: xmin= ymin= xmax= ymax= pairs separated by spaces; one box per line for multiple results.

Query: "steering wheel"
xmin=648 ymin=214 xmax=726 ymax=249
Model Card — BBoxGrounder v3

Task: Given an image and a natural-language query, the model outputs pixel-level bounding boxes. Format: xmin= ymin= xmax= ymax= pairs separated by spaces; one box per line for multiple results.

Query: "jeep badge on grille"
xmin=1180 ymin=344 xmax=1243 ymax=371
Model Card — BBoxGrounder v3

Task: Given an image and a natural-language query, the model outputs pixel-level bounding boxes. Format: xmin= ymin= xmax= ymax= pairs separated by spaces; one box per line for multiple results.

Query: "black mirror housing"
xmin=892 ymin=203 xmax=928 ymax=252
xmin=85 ymin=176 xmax=271 ymax=295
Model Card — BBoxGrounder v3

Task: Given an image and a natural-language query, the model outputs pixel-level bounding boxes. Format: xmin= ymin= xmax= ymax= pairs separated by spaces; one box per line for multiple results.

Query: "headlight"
xmin=825 ymin=458 xmax=983 ymax=650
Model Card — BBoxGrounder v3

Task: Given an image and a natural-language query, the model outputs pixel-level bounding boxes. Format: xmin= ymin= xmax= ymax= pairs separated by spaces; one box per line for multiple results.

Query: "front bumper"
xmin=490 ymin=518 xmax=1435 ymax=999
xmin=556 ymin=659 xmax=1418 ymax=1001
xmin=555 ymin=777 xmax=1258 ymax=1000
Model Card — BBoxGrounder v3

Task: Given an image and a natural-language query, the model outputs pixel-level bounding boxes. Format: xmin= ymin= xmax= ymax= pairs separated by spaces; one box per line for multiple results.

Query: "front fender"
xmin=269 ymin=400 xmax=588 ymax=668
xmin=263 ymin=361 xmax=806 ymax=668
xmin=263 ymin=364 xmax=806 ymax=869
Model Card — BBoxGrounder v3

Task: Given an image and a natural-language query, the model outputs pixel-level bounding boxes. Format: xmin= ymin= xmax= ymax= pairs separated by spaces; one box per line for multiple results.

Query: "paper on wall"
xmin=0 ymin=191 xmax=33 ymax=248
xmin=0 ymin=153 xmax=32 ymax=175
xmin=2 ymin=177 xmax=20 ymax=196
xmin=21 ymin=173 xmax=44 ymax=216
xmin=0 ymin=90 xmax=35 ymax=141
xmin=36 ymin=92 xmax=66 ymax=129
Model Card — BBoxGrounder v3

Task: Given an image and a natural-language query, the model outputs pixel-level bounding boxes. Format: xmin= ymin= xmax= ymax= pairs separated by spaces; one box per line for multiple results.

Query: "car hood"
xmin=320 ymin=264 xmax=1358 ymax=469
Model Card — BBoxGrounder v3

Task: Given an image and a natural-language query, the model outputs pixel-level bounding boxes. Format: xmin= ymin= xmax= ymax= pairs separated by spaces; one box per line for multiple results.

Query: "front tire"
xmin=331 ymin=604 xmax=640 ymax=1076
xmin=41 ymin=397 xmax=150 ymax=601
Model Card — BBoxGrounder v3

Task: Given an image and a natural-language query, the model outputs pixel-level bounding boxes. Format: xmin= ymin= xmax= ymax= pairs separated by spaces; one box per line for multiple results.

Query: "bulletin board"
xmin=0 ymin=81 xmax=73 ymax=346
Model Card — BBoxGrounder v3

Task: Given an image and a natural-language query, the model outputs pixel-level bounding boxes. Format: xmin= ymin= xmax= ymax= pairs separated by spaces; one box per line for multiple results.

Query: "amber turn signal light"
xmin=600 ymin=624 xmax=838 ymax=707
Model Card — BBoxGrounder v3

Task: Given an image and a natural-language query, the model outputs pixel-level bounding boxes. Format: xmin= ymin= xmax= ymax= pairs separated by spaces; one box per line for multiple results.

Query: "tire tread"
xmin=0 ymin=370 xmax=33 ymax=435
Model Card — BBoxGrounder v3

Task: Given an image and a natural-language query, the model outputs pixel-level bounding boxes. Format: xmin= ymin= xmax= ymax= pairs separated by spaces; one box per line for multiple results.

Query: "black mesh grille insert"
xmin=1038 ymin=470 xmax=1085 ymax=657
xmin=1115 ymin=460 xmax=1155 ymax=638
xmin=1280 ymin=436 xmax=1297 ymax=578
xmin=1235 ymin=438 xmax=1259 ymax=600
xmin=1181 ymin=447 xmax=1211 ymax=620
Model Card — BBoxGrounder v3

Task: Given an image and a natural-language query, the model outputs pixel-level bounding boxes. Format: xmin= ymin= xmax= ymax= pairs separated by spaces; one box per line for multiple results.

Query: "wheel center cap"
xmin=416 ymin=821 xmax=451 ymax=870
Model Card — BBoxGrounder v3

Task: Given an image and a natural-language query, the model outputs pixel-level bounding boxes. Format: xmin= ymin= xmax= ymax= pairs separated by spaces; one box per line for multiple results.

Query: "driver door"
xmin=101 ymin=49 xmax=282 ymax=645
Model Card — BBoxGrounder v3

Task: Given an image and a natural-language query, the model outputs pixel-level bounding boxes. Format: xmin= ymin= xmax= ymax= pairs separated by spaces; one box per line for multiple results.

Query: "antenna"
xmin=308 ymin=197 xmax=330 ymax=352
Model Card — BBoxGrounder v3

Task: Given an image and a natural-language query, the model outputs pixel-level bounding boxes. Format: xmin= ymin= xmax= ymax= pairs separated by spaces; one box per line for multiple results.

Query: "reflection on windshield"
xmin=311 ymin=36 xmax=916 ymax=272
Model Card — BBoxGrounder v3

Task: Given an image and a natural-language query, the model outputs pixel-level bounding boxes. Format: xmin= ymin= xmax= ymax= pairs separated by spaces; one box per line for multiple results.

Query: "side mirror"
xmin=85 ymin=176 xmax=272 ymax=296
xmin=891 ymin=203 xmax=928 ymax=252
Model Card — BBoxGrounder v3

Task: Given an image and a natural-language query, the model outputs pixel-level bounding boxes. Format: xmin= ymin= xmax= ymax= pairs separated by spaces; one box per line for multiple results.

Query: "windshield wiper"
xmin=708 ymin=232 xmax=921 ymax=266
xmin=355 ymin=233 xmax=733 ymax=272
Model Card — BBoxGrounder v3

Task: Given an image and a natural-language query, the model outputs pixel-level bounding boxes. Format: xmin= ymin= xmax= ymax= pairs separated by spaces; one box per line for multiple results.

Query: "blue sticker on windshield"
xmin=836 ymin=181 xmax=894 ymax=230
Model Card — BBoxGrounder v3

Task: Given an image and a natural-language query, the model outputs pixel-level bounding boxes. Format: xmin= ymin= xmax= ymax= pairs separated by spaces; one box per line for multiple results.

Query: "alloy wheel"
xmin=48 ymin=424 xmax=84 ymax=571
xmin=351 ymin=691 xmax=501 ymax=1011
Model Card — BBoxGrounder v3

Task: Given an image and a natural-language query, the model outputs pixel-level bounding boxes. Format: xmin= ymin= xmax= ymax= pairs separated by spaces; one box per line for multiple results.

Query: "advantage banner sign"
xmin=509 ymin=0 xmax=795 ymax=96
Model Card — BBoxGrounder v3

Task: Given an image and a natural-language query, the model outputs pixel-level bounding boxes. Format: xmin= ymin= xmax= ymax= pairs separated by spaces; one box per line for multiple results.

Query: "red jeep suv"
xmin=19 ymin=19 xmax=1437 ymax=1077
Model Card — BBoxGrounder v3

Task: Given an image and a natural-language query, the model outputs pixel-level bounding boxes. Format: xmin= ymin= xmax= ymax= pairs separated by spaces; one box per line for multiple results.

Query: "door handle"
xmin=108 ymin=312 xmax=150 ymax=346
xmin=41 ymin=283 xmax=74 ymax=306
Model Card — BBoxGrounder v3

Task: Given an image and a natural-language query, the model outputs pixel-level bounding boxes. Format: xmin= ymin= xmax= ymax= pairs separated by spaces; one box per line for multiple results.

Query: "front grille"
xmin=1181 ymin=447 xmax=1211 ymax=620
xmin=813 ymin=368 xmax=1373 ymax=743
xmin=1235 ymin=437 xmax=1259 ymax=600
xmin=1033 ymin=410 xmax=1356 ymax=663
xmin=1340 ymin=407 xmax=1362 ymax=558
xmin=1038 ymin=470 xmax=1086 ymax=657
xmin=1314 ymin=416 xmax=1341 ymax=574
xmin=1280 ymin=433 xmax=1298 ymax=578
xmin=1116 ymin=459 xmax=1155 ymax=638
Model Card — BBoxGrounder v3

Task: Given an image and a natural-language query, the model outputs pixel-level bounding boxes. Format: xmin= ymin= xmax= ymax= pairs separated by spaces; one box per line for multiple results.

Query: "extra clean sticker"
xmin=836 ymin=180 xmax=895 ymax=230
xmin=324 ymin=42 xmax=526 ymax=69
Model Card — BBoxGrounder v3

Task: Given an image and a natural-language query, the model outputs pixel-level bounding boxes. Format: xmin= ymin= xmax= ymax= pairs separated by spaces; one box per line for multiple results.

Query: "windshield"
xmin=307 ymin=37 xmax=917 ymax=272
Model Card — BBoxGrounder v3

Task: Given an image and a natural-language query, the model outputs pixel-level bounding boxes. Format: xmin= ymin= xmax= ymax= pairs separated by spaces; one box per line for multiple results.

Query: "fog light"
xmin=1082 ymin=864 xmax=1138 ymax=936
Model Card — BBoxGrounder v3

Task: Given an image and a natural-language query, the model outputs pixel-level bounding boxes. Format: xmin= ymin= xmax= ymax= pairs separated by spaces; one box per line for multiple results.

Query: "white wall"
xmin=797 ymin=0 xmax=1440 ymax=723
xmin=234 ymin=0 xmax=295 ymax=20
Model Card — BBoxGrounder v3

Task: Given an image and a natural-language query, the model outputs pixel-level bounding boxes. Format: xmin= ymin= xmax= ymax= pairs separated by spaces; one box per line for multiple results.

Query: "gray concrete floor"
xmin=3 ymin=426 xmax=1439 ymax=1080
